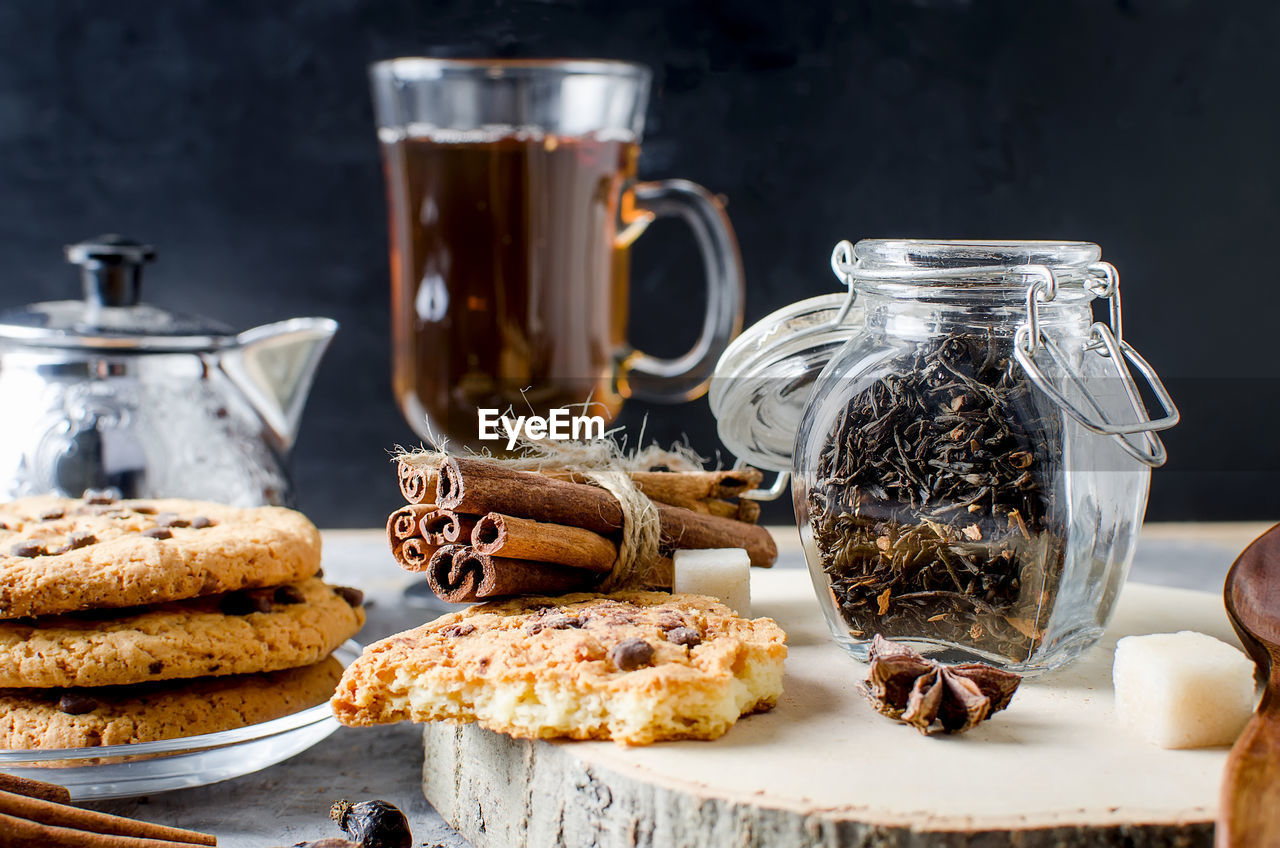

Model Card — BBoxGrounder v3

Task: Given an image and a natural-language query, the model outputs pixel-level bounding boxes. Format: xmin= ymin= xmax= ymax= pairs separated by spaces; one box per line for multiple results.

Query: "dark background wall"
xmin=0 ymin=0 xmax=1275 ymax=526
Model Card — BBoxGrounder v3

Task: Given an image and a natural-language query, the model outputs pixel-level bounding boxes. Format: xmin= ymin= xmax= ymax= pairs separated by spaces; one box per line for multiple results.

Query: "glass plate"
xmin=0 ymin=640 xmax=361 ymax=800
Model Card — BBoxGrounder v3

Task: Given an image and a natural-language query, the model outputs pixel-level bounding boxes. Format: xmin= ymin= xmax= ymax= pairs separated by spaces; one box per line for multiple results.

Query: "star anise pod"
xmin=858 ymin=635 xmax=1022 ymax=734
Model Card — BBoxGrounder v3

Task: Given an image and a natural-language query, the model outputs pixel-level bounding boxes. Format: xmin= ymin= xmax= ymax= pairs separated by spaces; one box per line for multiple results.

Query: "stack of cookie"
xmin=0 ymin=493 xmax=364 ymax=749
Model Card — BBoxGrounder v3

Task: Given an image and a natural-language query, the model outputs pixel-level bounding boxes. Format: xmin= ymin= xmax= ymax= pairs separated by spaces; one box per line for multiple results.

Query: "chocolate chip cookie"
xmin=0 ymin=495 xmax=322 ymax=618
xmin=331 ymin=592 xmax=787 ymax=745
xmin=0 ymin=578 xmax=364 ymax=688
xmin=0 ymin=657 xmax=344 ymax=749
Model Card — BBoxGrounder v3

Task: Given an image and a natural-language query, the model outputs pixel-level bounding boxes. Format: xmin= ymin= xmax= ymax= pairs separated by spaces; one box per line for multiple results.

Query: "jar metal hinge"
xmin=1012 ymin=263 xmax=1179 ymax=467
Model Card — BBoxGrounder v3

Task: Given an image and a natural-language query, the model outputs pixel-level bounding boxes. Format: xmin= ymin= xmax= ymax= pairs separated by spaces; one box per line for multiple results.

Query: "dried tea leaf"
xmin=808 ymin=331 xmax=1067 ymax=664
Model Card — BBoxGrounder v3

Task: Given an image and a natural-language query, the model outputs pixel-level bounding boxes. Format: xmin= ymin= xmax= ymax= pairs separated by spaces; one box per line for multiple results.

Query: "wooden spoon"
xmin=1219 ymin=523 xmax=1280 ymax=847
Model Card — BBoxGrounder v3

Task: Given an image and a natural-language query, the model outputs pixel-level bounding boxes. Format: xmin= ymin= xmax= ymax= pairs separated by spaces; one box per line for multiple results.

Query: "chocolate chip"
xmin=67 ymin=531 xmax=97 ymax=550
xmin=219 ymin=591 xmax=272 ymax=616
xmin=655 ymin=614 xmax=687 ymax=632
xmin=82 ymin=489 xmax=116 ymax=505
xmin=9 ymin=541 xmax=44 ymax=558
xmin=526 ymin=614 xmax=582 ymax=635
xmin=131 ymin=504 xmax=157 ymax=515
xmin=273 ymin=585 xmax=306 ymax=605
xmin=333 ymin=586 xmax=363 ymax=608
xmin=38 ymin=508 xmax=64 ymax=521
xmin=190 ymin=516 xmax=214 ymax=529
xmin=442 ymin=623 xmax=476 ymax=638
xmin=154 ymin=513 xmax=191 ymax=529
xmin=148 ymin=660 xmax=164 ymax=675
xmin=141 ymin=527 xmax=172 ymax=540
xmin=57 ymin=693 xmax=98 ymax=715
xmin=666 ymin=627 xmax=702 ymax=648
xmin=610 ymin=638 xmax=655 ymax=671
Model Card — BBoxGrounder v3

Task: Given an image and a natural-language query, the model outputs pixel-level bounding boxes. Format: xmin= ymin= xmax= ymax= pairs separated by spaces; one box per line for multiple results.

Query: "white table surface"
xmin=86 ymin=522 xmax=1268 ymax=847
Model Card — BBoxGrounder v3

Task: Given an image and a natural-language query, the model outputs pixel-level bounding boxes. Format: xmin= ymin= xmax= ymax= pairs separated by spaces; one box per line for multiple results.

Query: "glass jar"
xmin=711 ymin=240 xmax=1178 ymax=673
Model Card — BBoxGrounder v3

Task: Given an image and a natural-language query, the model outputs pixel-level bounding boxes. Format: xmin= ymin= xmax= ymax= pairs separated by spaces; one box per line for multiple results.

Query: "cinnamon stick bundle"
xmin=471 ymin=513 xmax=616 ymax=573
xmin=385 ymin=504 xmax=435 ymax=550
xmin=420 ymin=510 xmax=479 ymax=546
xmin=436 ymin=457 xmax=777 ymax=568
xmin=0 ymin=790 xmax=215 ymax=846
xmin=424 ymin=545 xmax=596 ymax=603
xmin=396 ymin=460 xmax=437 ymax=505
xmin=392 ymin=538 xmax=437 ymax=572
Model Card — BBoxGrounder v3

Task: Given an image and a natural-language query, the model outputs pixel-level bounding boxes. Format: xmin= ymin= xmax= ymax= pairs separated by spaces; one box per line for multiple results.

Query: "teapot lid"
xmin=0 ymin=235 xmax=236 ymax=351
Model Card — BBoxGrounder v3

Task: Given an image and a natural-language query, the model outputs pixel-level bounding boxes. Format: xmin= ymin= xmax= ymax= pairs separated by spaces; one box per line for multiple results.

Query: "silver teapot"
xmin=0 ymin=236 xmax=337 ymax=506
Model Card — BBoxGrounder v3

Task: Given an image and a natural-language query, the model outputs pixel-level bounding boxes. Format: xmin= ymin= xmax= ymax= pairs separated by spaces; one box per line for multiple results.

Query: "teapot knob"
xmin=64 ymin=235 xmax=156 ymax=308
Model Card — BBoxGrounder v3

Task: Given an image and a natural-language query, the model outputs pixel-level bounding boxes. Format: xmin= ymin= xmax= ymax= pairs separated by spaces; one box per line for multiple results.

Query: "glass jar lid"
xmin=0 ymin=235 xmax=236 ymax=351
xmin=709 ymin=292 xmax=863 ymax=473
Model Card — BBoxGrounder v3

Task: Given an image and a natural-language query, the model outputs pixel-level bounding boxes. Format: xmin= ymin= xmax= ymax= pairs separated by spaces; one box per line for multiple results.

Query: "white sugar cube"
xmin=1113 ymin=631 xmax=1258 ymax=749
xmin=673 ymin=548 xmax=751 ymax=616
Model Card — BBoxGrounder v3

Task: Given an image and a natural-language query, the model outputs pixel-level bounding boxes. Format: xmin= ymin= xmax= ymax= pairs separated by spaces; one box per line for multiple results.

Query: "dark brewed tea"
xmin=383 ymin=130 xmax=640 ymax=445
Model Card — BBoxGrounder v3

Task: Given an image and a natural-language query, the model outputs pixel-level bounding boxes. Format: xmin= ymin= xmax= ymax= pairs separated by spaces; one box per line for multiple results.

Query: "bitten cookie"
xmin=0 ymin=495 xmax=322 ymax=618
xmin=0 ymin=578 xmax=364 ymax=688
xmin=332 ymin=592 xmax=787 ymax=745
xmin=0 ymin=656 xmax=344 ymax=749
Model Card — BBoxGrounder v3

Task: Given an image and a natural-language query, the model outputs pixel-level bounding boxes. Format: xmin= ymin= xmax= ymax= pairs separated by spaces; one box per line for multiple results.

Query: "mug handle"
xmin=615 ymin=179 xmax=745 ymax=402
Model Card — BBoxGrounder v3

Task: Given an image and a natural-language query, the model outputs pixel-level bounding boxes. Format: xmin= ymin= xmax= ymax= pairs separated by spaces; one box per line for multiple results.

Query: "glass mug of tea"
xmin=370 ymin=59 xmax=744 ymax=446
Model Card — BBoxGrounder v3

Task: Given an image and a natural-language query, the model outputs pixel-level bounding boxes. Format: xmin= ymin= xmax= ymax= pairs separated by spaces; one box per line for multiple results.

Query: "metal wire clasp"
xmin=1012 ymin=264 xmax=1179 ymax=467
xmin=827 ymin=240 xmax=859 ymax=328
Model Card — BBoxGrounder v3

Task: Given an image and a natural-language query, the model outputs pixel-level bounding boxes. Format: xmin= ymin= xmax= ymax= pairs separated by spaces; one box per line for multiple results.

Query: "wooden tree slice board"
xmin=422 ymin=570 xmax=1235 ymax=847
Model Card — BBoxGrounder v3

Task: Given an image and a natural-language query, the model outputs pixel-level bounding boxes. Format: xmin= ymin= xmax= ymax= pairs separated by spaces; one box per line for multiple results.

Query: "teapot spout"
xmin=220 ymin=318 xmax=338 ymax=453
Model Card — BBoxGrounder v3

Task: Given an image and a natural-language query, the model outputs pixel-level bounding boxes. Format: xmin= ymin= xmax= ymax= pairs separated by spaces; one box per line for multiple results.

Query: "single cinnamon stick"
xmin=385 ymin=504 xmax=435 ymax=551
xmin=0 ymin=809 xmax=210 ymax=847
xmin=392 ymin=538 xmax=438 ymax=572
xmin=436 ymin=457 xmax=778 ymax=568
xmin=471 ymin=514 xmax=616 ymax=573
xmin=396 ymin=460 xmax=437 ymax=505
xmin=0 ymin=773 xmax=69 ymax=804
xmin=631 ymin=469 xmax=763 ymax=501
xmin=737 ymin=500 xmax=761 ymax=524
xmin=540 ymin=469 xmax=763 ymax=511
xmin=0 ymin=790 xmax=215 ymax=845
xmin=420 ymin=510 xmax=480 ymax=546
xmin=424 ymin=545 xmax=597 ymax=603
xmin=699 ymin=499 xmax=739 ymax=519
